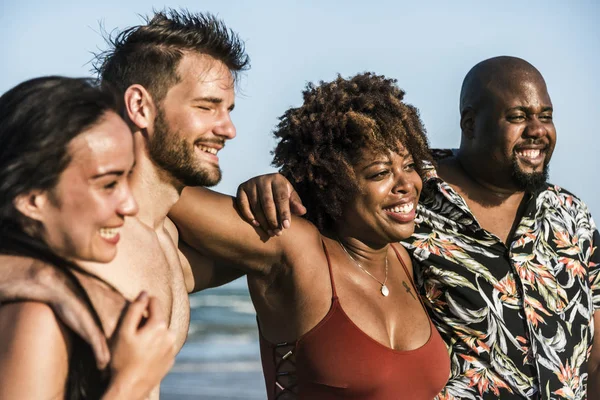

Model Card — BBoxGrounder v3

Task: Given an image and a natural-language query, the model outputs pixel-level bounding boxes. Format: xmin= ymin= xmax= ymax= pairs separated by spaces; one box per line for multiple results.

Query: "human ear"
xmin=460 ymin=108 xmax=476 ymax=140
xmin=14 ymin=191 xmax=48 ymax=222
xmin=123 ymin=84 xmax=156 ymax=131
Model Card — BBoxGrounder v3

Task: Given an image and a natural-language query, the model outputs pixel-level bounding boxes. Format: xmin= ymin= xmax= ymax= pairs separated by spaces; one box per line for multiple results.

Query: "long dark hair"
xmin=0 ymin=76 xmax=123 ymax=398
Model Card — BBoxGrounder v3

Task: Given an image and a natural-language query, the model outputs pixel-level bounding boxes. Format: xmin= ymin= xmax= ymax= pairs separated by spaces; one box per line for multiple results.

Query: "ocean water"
xmin=160 ymin=278 xmax=266 ymax=399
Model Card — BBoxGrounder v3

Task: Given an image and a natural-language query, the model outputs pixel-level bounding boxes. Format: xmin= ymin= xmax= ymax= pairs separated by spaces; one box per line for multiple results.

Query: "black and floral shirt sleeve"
xmin=402 ymin=156 xmax=598 ymax=400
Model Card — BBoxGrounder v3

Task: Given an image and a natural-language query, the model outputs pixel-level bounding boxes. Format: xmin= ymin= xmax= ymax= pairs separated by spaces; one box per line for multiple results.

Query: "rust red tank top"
xmin=259 ymin=241 xmax=450 ymax=399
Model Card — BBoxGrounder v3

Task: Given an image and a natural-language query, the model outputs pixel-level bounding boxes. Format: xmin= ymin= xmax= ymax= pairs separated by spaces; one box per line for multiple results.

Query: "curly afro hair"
xmin=272 ymin=72 xmax=432 ymax=231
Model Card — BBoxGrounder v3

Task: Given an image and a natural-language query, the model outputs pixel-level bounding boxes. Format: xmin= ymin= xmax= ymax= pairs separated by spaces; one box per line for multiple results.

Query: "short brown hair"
xmin=94 ymin=9 xmax=250 ymax=103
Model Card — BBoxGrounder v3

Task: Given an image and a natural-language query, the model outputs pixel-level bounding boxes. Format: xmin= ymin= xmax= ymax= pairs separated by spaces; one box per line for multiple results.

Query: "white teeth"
xmin=197 ymin=145 xmax=218 ymax=155
xmin=385 ymin=202 xmax=414 ymax=214
xmin=517 ymin=149 xmax=541 ymax=159
xmin=99 ymin=228 xmax=119 ymax=239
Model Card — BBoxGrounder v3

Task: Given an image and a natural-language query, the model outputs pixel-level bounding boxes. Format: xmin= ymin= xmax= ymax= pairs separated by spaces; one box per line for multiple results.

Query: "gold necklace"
xmin=337 ymin=239 xmax=389 ymax=297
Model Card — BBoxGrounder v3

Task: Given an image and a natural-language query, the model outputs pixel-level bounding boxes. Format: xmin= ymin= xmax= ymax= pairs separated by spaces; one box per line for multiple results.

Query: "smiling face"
xmin=38 ymin=111 xmax=138 ymax=263
xmin=472 ymin=74 xmax=556 ymax=190
xmin=148 ymin=53 xmax=236 ymax=187
xmin=337 ymin=146 xmax=422 ymax=244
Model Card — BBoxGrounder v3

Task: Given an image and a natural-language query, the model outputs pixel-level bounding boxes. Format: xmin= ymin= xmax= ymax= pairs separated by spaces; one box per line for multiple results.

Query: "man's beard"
xmin=510 ymin=154 xmax=549 ymax=192
xmin=148 ymin=111 xmax=222 ymax=187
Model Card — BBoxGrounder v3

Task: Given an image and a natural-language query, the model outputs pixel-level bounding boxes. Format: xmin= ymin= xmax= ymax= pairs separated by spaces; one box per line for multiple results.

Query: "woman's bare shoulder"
xmin=0 ymin=301 xmax=71 ymax=399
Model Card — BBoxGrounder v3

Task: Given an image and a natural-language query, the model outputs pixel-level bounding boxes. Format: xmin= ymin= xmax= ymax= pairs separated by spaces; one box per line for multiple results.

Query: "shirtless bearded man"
xmin=0 ymin=9 xmax=249 ymax=398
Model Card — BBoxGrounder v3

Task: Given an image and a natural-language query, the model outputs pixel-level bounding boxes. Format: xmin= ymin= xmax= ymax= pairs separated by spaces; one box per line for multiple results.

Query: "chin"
xmin=81 ymin=249 xmax=117 ymax=264
xmin=180 ymin=166 xmax=222 ymax=187
xmin=392 ymin=227 xmax=416 ymax=242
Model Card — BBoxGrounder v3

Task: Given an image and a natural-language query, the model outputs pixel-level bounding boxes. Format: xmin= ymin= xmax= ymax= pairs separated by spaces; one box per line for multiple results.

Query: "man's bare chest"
xmin=92 ymin=224 xmax=191 ymax=350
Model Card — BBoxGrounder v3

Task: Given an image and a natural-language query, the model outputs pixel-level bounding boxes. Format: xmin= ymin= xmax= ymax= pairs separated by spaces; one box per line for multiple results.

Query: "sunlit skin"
xmin=27 ymin=111 xmax=138 ymax=264
xmin=336 ymin=148 xmax=422 ymax=250
xmin=434 ymin=62 xmax=560 ymax=243
xmin=151 ymin=54 xmax=237 ymax=188
xmin=0 ymin=107 xmax=177 ymax=400
xmin=170 ymin=144 xmax=432 ymax=357
xmin=466 ymin=77 xmax=555 ymax=191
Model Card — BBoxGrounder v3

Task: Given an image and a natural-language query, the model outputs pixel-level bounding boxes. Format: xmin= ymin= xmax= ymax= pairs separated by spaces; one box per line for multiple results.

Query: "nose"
xmin=524 ymin=116 xmax=548 ymax=139
xmin=214 ymin=111 xmax=237 ymax=140
xmin=392 ymin=169 xmax=416 ymax=194
xmin=117 ymin=184 xmax=139 ymax=217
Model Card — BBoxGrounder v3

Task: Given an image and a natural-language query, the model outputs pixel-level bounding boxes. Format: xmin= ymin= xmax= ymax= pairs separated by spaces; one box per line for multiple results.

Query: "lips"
xmin=99 ymin=227 xmax=121 ymax=244
xmin=383 ymin=200 xmax=416 ymax=223
xmin=383 ymin=203 xmax=414 ymax=214
xmin=514 ymin=146 xmax=546 ymax=166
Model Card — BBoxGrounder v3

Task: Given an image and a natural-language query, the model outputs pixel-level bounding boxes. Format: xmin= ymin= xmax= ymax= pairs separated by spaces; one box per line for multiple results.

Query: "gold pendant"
xmin=381 ymin=285 xmax=390 ymax=297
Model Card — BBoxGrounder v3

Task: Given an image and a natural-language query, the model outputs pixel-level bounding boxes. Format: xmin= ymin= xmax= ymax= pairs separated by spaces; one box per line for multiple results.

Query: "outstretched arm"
xmin=169 ymin=186 xmax=313 ymax=278
xmin=178 ymin=239 xmax=246 ymax=293
xmin=176 ymin=173 xmax=308 ymax=292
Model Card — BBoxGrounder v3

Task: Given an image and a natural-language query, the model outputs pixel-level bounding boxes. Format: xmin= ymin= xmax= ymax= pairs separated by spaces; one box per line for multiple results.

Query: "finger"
xmin=258 ymin=183 xmax=281 ymax=231
xmin=236 ymin=185 xmax=259 ymax=227
xmin=141 ymin=296 xmax=167 ymax=331
xmin=119 ymin=291 xmax=149 ymax=334
xmin=289 ymin=190 xmax=307 ymax=217
xmin=272 ymin=181 xmax=292 ymax=230
xmin=245 ymin=182 xmax=271 ymax=230
xmin=245 ymin=185 xmax=272 ymax=235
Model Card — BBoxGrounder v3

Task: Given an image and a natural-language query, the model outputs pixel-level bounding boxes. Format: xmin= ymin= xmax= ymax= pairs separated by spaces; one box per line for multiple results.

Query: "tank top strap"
xmin=390 ymin=244 xmax=426 ymax=308
xmin=321 ymin=239 xmax=338 ymax=300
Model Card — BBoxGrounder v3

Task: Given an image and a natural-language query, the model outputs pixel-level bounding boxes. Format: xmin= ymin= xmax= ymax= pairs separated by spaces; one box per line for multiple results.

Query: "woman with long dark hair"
xmin=0 ymin=76 xmax=176 ymax=399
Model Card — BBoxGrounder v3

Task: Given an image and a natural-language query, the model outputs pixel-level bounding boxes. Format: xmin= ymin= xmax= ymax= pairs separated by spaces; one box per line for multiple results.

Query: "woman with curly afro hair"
xmin=170 ymin=72 xmax=450 ymax=399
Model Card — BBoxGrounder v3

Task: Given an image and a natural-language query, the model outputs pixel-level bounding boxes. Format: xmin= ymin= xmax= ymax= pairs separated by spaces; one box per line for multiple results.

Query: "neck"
xmin=450 ymin=151 xmax=525 ymax=203
xmin=334 ymin=232 xmax=389 ymax=269
xmin=131 ymin=130 xmax=182 ymax=230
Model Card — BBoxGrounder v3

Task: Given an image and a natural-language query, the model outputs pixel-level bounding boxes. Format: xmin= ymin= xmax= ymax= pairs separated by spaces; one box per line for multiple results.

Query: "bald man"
xmin=231 ymin=56 xmax=600 ymax=399
xmin=400 ymin=57 xmax=600 ymax=399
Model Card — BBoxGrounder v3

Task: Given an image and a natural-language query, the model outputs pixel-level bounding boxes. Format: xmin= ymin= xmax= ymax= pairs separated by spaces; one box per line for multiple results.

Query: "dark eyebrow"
xmin=507 ymin=106 xmax=553 ymax=113
xmin=361 ymin=160 xmax=391 ymax=171
xmin=192 ymin=96 xmax=223 ymax=104
xmin=192 ymin=96 xmax=235 ymax=111
xmin=91 ymin=161 xmax=136 ymax=180
xmin=360 ymin=152 xmax=414 ymax=171
xmin=91 ymin=171 xmax=124 ymax=179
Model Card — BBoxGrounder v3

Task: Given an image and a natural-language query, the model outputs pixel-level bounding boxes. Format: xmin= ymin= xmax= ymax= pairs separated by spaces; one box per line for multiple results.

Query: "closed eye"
xmin=369 ymin=170 xmax=390 ymax=180
xmin=104 ymin=181 xmax=118 ymax=190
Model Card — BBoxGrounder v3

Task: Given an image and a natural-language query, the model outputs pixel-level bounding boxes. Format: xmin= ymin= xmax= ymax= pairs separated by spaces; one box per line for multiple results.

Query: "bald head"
xmin=459 ymin=56 xmax=547 ymax=114
xmin=456 ymin=56 xmax=556 ymax=193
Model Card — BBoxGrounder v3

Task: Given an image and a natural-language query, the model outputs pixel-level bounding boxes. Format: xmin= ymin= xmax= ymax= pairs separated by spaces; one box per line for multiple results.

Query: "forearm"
xmin=170 ymin=187 xmax=283 ymax=272
xmin=196 ymin=260 xmax=247 ymax=291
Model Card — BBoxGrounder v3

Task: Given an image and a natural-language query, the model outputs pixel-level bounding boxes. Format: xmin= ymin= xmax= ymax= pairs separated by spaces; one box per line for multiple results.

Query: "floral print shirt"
xmin=402 ymin=157 xmax=600 ymax=399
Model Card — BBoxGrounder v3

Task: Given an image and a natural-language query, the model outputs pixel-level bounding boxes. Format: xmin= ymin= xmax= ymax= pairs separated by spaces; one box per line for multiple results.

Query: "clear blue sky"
xmin=2 ymin=0 xmax=599 ymax=215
